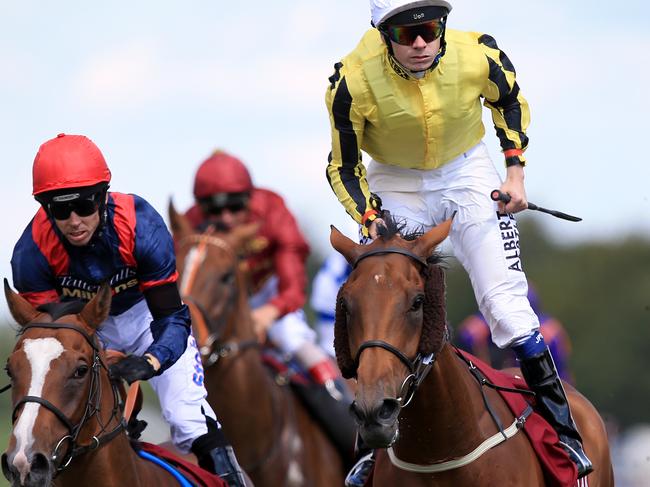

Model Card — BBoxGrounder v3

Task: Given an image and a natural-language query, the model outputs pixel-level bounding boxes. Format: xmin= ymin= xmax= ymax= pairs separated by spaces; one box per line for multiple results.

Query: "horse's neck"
xmin=394 ymin=345 xmax=489 ymax=462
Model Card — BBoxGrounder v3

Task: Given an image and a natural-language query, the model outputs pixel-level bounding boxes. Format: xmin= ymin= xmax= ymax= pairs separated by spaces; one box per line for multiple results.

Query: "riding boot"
xmin=191 ymin=421 xmax=247 ymax=487
xmin=345 ymin=435 xmax=375 ymax=487
xmin=519 ymin=347 xmax=594 ymax=478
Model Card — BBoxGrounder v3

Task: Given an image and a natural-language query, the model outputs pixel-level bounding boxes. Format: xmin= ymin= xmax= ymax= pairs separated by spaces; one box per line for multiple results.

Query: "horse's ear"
xmin=79 ymin=283 xmax=112 ymax=330
xmin=168 ymin=198 xmax=194 ymax=242
xmin=229 ymin=222 xmax=260 ymax=249
xmin=413 ymin=218 xmax=453 ymax=258
xmin=330 ymin=225 xmax=364 ymax=266
xmin=4 ymin=278 xmax=40 ymax=326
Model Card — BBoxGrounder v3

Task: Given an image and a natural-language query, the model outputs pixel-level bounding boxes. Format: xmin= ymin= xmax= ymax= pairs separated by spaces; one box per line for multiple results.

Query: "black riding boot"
xmin=344 ymin=435 xmax=375 ymax=487
xmin=519 ymin=348 xmax=593 ymax=478
xmin=191 ymin=420 xmax=246 ymax=487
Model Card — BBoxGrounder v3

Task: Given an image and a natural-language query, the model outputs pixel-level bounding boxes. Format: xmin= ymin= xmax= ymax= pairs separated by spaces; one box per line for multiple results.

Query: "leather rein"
xmin=178 ymin=233 xmax=259 ymax=367
xmin=3 ymin=323 xmax=124 ymax=472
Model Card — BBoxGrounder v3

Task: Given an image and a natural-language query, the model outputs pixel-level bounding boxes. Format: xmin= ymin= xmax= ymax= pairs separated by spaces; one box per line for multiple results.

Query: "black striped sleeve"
xmin=479 ymin=34 xmax=530 ymax=154
xmin=325 ymin=72 xmax=372 ymax=223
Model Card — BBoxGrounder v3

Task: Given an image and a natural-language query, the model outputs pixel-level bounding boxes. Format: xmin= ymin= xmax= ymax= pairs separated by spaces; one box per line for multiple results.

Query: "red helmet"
xmin=193 ymin=150 xmax=253 ymax=199
xmin=32 ymin=134 xmax=111 ymax=196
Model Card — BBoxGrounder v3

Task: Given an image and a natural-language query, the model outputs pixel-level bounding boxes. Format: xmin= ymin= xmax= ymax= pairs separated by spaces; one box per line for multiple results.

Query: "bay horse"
xmin=0 ymin=281 xmax=222 ymax=487
xmin=168 ymin=203 xmax=345 ymax=487
xmin=330 ymin=217 xmax=614 ymax=486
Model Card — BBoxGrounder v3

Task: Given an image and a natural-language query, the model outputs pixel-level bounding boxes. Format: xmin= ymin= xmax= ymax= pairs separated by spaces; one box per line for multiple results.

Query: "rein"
xmin=6 ymin=322 xmax=124 ymax=472
xmin=179 ymin=231 xmax=259 ymax=367
xmin=385 ymin=347 xmax=537 ymax=473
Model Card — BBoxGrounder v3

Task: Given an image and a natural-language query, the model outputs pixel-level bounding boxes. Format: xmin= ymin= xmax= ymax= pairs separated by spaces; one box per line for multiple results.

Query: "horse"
xmin=168 ymin=203 xmax=346 ymax=487
xmin=330 ymin=217 xmax=614 ymax=487
xmin=0 ymin=281 xmax=220 ymax=487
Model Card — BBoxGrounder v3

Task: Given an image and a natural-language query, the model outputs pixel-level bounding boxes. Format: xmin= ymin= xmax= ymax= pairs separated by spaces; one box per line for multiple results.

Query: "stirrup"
xmin=345 ymin=452 xmax=375 ymax=487
xmin=559 ymin=440 xmax=594 ymax=478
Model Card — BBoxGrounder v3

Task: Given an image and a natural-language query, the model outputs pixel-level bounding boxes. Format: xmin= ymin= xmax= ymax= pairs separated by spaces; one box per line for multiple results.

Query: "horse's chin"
xmin=359 ymin=423 xmax=399 ymax=449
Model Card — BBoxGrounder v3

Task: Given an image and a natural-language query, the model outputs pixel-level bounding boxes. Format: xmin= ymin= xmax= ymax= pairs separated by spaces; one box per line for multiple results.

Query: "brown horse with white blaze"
xmin=330 ymin=218 xmax=614 ymax=487
xmin=1 ymin=281 xmax=211 ymax=487
xmin=169 ymin=203 xmax=346 ymax=487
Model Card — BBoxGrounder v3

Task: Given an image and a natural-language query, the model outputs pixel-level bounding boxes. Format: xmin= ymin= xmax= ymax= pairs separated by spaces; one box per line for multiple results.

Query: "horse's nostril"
xmin=1 ymin=453 xmax=12 ymax=481
xmin=378 ymin=398 xmax=400 ymax=422
xmin=30 ymin=452 xmax=50 ymax=476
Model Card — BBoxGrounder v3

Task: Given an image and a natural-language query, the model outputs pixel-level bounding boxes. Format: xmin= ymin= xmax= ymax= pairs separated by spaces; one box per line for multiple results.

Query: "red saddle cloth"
xmin=456 ymin=350 xmax=579 ymax=487
xmin=139 ymin=442 xmax=227 ymax=487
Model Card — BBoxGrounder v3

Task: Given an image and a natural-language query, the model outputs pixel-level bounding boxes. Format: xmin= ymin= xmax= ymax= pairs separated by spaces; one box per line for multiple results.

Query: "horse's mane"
xmin=36 ymin=300 xmax=87 ymax=321
xmin=376 ymin=212 xmax=424 ymax=242
xmin=334 ymin=259 xmax=447 ymax=379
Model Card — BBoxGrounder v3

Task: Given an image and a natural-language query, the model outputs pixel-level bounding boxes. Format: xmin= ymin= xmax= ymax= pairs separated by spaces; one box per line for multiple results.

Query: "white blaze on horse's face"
xmin=179 ymin=245 xmax=207 ymax=295
xmin=12 ymin=338 xmax=64 ymax=481
xmin=374 ymin=274 xmax=385 ymax=284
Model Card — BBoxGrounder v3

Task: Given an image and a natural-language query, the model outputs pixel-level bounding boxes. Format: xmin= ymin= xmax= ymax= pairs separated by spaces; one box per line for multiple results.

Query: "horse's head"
xmin=2 ymin=280 xmax=112 ymax=487
xmin=330 ymin=217 xmax=451 ymax=448
xmin=169 ymin=201 xmax=258 ymax=356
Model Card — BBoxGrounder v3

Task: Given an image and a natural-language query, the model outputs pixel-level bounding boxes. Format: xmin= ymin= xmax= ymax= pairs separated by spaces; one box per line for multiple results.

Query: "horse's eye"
xmin=409 ymin=295 xmax=425 ymax=312
xmin=73 ymin=365 xmax=89 ymax=379
xmin=5 ymin=364 xmax=12 ymax=379
xmin=221 ymin=271 xmax=234 ymax=285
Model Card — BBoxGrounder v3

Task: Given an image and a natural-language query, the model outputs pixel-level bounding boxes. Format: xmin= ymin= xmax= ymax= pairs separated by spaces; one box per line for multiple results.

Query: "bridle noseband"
xmin=5 ymin=323 xmax=124 ymax=472
xmin=350 ymin=247 xmax=445 ymax=408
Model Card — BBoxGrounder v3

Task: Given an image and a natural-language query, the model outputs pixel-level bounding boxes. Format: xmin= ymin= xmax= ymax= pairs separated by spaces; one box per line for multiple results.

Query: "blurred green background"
xmin=0 ymin=216 xmax=648 ymax=485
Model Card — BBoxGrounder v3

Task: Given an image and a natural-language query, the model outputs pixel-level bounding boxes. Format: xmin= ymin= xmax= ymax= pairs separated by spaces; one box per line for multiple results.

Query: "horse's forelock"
xmin=36 ymin=300 xmax=87 ymax=322
xmin=418 ymin=264 xmax=447 ymax=356
xmin=334 ymin=287 xmax=356 ymax=379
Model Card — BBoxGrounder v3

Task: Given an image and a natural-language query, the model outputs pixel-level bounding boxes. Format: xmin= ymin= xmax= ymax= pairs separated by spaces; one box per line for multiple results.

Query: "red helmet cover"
xmin=193 ymin=150 xmax=253 ymax=199
xmin=32 ymin=134 xmax=111 ymax=195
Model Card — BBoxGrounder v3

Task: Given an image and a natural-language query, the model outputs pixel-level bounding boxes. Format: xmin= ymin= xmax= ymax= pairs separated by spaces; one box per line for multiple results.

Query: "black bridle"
xmin=350 ymin=247 xmax=445 ymax=408
xmin=4 ymin=323 xmax=124 ymax=472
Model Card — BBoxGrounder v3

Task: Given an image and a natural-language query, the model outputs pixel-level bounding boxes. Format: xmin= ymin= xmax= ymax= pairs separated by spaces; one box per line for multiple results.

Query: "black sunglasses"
xmin=49 ymin=196 xmax=100 ymax=220
xmin=202 ymin=201 xmax=248 ymax=217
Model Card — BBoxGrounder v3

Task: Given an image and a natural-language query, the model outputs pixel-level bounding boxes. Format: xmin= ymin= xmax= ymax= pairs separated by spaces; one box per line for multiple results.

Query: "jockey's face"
xmin=207 ymin=206 xmax=249 ymax=231
xmin=199 ymin=192 xmax=250 ymax=231
xmin=54 ymin=209 xmax=100 ymax=246
xmin=391 ymin=35 xmax=441 ymax=72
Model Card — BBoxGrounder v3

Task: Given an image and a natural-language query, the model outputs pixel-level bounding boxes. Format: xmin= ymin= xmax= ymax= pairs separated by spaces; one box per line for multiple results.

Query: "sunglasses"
xmin=49 ymin=196 xmax=100 ymax=220
xmin=202 ymin=201 xmax=248 ymax=217
xmin=383 ymin=18 xmax=445 ymax=46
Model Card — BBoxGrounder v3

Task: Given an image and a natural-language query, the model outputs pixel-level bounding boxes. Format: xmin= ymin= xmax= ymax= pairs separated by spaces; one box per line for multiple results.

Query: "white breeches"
xmin=367 ymin=141 xmax=539 ymax=348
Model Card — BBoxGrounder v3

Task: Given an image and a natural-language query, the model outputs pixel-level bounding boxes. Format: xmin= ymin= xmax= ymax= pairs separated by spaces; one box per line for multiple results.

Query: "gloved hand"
xmin=109 ymin=354 xmax=157 ymax=384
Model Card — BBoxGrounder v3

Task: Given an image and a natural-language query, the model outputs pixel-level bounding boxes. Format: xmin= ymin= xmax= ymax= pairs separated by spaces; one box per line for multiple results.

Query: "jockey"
xmin=185 ymin=150 xmax=342 ymax=398
xmin=325 ymin=0 xmax=592 ymax=483
xmin=11 ymin=134 xmax=246 ymax=487
xmin=456 ymin=284 xmax=575 ymax=384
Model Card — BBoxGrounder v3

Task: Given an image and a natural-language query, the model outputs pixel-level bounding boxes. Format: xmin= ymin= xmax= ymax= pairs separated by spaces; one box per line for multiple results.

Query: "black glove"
xmin=109 ymin=355 xmax=156 ymax=384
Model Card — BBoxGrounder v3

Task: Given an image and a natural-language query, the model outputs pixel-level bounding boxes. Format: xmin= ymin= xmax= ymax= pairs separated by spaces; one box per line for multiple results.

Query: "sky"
xmin=1 ymin=0 xmax=649 ymax=321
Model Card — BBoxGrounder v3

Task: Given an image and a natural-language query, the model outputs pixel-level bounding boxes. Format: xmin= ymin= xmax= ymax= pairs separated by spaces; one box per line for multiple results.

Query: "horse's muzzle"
xmin=2 ymin=451 xmax=53 ymax=487
xmin=350 ymin=398 xmax=401 ymax=448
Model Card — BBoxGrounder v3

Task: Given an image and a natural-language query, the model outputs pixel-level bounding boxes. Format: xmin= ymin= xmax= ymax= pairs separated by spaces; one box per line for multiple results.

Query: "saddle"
xmin=455 ymin=349 xmax=579 ymax=487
